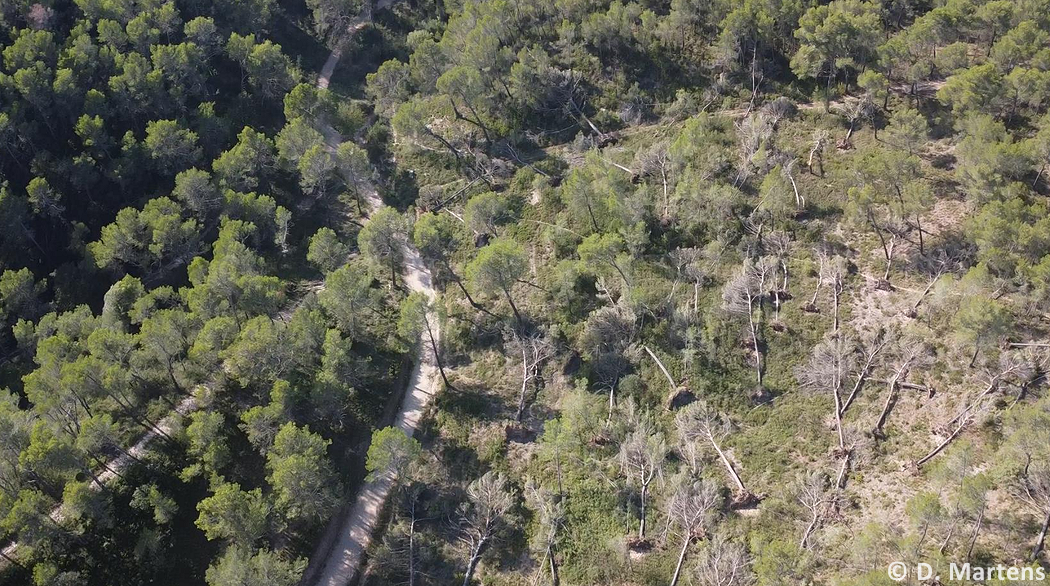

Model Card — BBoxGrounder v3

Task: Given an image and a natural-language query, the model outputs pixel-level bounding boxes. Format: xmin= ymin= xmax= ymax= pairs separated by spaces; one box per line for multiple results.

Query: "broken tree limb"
xmin=835 ymin=447 xmax=853 ymax=489
xmin=873 ymin=356 xmax=915 ymax=438
xmin=644 ymin=345 xmax=677 ymax=390
xmin=915 ymin=416 xmax=971 ymax=468
xmin=840 ymin=337 xmax=887 ymax=416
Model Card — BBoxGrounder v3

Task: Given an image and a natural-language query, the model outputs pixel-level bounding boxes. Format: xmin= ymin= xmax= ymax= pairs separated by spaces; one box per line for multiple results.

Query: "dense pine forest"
xmin=2 ymin=0 xmax=1050 ymax=584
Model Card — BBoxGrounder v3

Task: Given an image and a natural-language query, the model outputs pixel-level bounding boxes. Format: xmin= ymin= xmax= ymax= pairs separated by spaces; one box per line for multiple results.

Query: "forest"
xmin=1 ymin=0 xmax=1050 ymax=584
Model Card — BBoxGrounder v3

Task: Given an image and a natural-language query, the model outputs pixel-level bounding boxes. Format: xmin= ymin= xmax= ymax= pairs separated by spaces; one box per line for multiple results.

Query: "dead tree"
xmin=834 ymin=97 xmax=874 ymax=147
xmin=783 ymin=159 xmax=803 ymax=210
xmin=406 ymin=488 xmax=423 ymax=586
xmin=798 ymin=333 xmax=856 ymax=452
xmin=670 ymin=247 xmax=714 ymax=319
xmin=916 ymin=353 xmax=1040 ymax=467
xmin=675 ymin=403 xmax=749 ymax=498
xmin=509 ymin=330 xmax=555 ymax=422
xmin=669 ymin=247 xmax=700 ymax=315
xmin=768 ymin=149 xmax=804 ymax=211
xmin=798 ymin=334 xmax=873 ymax=490
xmin=826 ymin=256 xmax=849 ymax=331
xmin=1015 ymin=465 xmax=1050 ymax=561
xmin=909 ymin=251 xmax=957 ymax=318
xmin=458 ymin=471 xmax=514 ymax=586
xmin=962 ymin=475 xmax=992 ymax=562
xmin=910 ymin=269 xmax=943 ymax=317
xmin=555 ymin=71 xmax=610 ymax=144
xmin=808 ymin=129 xmax=830 ymax=176
xmin=525 ymin=480 xmax=565 ymax=586
xmin=666 ymin=476 xmax=720 ymax=586
xmin=693 ymin=533 xmax=755 ymax=586
xmin=380 ymin=484 xmax=427 ymax=586
xmin=723 ymin=259 xmax=772 ymax=389
xmin=766 ymin=235 xmax=793 ymax=326
xmin=798 ymin=472 xmax=840 ymax=550
xmin=840 ymin=327 xmax=889 ymax=415
xmin=675 ymin=422 xmax=707 ymax=479
xmin=644 ymin=346 xmax=676 ymax=389
xmin=915 ymin=401 xmax=992 ymax=470
xmin=833 ymin=427 xmax=863 ymax=490
xmin=635 ymin=141 xmax=674 ymax=220
xmin=734 ymin=114 xmax=773 ymax=186
xmin=804 ymin=250 xmax=827 ymax=313
xmin=618 ymin=423 xmax=666 ymax=541
xmin=872 ymin=338 xmax=930 ymax=439
xmin=743 ymin=45 xmax=764 ymax=118
xmin=761 ymin=97 xmax=797 ymax=130
xmin=580 ymin=303 xmax=638 ymax=418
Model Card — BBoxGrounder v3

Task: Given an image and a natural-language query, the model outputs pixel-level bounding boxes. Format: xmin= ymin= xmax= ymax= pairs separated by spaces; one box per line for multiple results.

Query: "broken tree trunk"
xmin=800 ymin=511 xmax=821 ymax=550
xmin=517 ymin=345 xmax=530 ymax=423
xmin=840 ymin=340 xmax=886 ymax=416
xmin=873 ymin=361 xmax=911 ymax=438
xmin=911 ymin=274 xmax=941 ymax=313
xmin=708 ymin=434 xmax=747 ymax=494
xmin=644 ymin=345 xmax=677 ymax=390
xmin=915 ymin=418 xmax=969 ymax=468
xmin=669 ymin=534 xmax=692 ymax=586
xmin=915 ymin=376 xmax=1012 ymax=467
xmin=835 ymin=447 xmax=853 ymax=489
xmin=966 ymin=503 xmax=986 ymax=561
xmin=1032 ymin=510 xmax=1050 ymax=561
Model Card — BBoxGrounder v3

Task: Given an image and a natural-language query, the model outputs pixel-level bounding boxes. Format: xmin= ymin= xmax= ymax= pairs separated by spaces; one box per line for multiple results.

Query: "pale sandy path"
xmin=305 ymin=1 xmax=441 ymax=583
xmin=307 ymin=236 xmax=438 ymax=586
xmin=316 ymin=0 xmax=398 ymax=89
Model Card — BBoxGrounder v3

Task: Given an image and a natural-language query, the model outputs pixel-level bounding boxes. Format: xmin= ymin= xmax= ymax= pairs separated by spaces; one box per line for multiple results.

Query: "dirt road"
xmin=304 ymin=3 xmax=442 ymax=583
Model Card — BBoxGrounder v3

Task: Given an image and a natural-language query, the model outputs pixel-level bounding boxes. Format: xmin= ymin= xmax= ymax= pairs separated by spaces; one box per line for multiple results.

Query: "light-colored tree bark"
xmin=676 ymin=403 xmax=748 ymax=495
xmin=509 ymin=331 xmax=555 ymax=422
xmin=525 ymin=480 xmax=564 ymax=586
xmin=797 ymin=473 xmax=840 ymax=550
xmin=694 ymin=533 xmax=755 ymax=586
xmin=618 ymin=423 xmax=666 ymax=541
xmin=798 ymin=332 xmax=856 ymax=451
xmin=666 ymin=476 xmax=720 ymax=586
xmin=873 ymin=338 xmax=930 ymax=438
xmin=723 ymin=259 xmax=772 ymax=389
xmin=458 ymin=472 xmax=514 ymax=586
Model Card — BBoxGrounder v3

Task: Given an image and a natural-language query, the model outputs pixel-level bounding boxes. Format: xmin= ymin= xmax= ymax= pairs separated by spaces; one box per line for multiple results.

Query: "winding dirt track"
xmin=303 ymin=171 xmax=440 ymax=586
xmin=305 ymin=3 xmax=443 ymax=584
